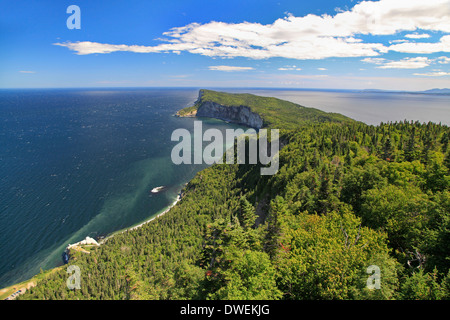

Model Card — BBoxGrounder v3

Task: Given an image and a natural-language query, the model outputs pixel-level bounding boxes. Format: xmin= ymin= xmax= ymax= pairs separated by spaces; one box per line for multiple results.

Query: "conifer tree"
xmin=383 ymin=137 xmax=393 ymax=161
xmin=239 ymin=196 xmax=257 ymax=231
xmin=405 ymin=127 xmax=416 ymax=161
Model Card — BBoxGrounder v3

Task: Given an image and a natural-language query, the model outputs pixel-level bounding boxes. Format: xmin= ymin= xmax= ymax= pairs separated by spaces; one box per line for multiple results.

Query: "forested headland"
xmin=17 ymin=90 xmax=450 ymax=300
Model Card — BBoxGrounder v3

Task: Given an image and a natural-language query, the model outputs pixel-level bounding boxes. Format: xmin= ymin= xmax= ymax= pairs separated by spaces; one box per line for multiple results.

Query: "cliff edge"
xmin=176 ymin=89 xmax=264 ymax=129
xmin=176 ymin=89 xmax=354 ymax=130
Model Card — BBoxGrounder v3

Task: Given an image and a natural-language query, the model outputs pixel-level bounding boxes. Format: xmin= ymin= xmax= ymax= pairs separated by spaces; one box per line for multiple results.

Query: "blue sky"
xmin=1 ymin=0 xmax=450 ymax=90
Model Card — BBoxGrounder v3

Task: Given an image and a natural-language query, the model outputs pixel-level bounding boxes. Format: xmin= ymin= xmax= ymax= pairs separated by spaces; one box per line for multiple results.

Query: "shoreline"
xmin=99 ymin=193 xmax=182 ymax=244
xmin=0 ymin=192 xmax=183 ymax=294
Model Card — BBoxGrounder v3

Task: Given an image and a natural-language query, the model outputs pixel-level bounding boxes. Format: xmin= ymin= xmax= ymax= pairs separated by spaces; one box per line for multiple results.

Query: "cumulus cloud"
xmin=388 ymin=35 xmax=450 ymax=53
xmin=54 ymin=0 xmax=450 ymax=60
xmin=208 ymin=65 xmax=254 ymax=71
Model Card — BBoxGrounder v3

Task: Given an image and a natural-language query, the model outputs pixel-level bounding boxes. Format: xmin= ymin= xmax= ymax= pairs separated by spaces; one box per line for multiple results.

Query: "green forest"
xmin=18 ymin=90 xmax=450 ymax=300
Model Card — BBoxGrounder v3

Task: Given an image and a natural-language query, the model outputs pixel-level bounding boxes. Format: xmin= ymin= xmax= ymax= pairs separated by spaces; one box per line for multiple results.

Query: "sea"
xmin=0 ymin=87 xmax=449 ymax=288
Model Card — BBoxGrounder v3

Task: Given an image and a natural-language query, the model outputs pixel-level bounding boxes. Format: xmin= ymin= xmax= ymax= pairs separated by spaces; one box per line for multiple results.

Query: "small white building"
xmin=67 ymin=236 xmax=100 ymax=249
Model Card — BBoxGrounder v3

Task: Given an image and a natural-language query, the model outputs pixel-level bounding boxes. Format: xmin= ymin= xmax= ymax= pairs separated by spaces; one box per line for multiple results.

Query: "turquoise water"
xmin=0 ymin=88 xmax=246 ymax=287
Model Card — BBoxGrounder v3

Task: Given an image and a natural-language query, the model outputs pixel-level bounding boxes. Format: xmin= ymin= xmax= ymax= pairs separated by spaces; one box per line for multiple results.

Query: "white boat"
xmin=151 ymin=186 xmax=165 ymax=193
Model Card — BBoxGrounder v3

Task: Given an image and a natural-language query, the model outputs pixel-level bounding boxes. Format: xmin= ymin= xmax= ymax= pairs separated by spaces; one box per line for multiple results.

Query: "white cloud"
xmin=389 ymin=35 xmax=450 ymax=53
xmin=53 ymin=41 xmax=163 ymax=55
xmin=278 ymin=65 xmax=302 ymax=71
xmin=19 ymin=70 xmax=36 ymax=73
xmin=317 ymin=67 xmax=328 ymax=71
xmin=376 ymin=57 xmax=432 ymax=69
xmin=413 ymin=71 xmax=450 ymax=76
xmin=437 ymin=56 xmax=450 ymax=63
xmin=363 ymin=56 xmax=450 ymax=69
xmin=208 ymin=65 xmax=254 ymax=71
xmin=55 ymin=0 xmax=450 ymax=60
xmin=390 ymin=39 xmax=409 ymax=44
xmin=404 ymin=33 xmax=431 ymax=39
xmin=361 ymin=57 xmax=386 ymax=64
xmin=362 ymin=57 xmax=433 ymax=69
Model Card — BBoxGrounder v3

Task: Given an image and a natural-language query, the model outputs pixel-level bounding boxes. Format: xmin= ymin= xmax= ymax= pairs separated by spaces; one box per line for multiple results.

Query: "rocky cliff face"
xmin=196 ymin=101 xmax=264 ymax=129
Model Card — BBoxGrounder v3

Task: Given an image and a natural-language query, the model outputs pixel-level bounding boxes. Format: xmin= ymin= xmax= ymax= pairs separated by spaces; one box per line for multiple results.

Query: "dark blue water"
xmin=0 ymin=88 xmax=247 ymax=288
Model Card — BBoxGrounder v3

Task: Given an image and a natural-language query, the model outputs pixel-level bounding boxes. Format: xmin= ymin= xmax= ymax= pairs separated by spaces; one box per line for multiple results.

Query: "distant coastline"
xmin=358 ymin=88 xmax=450 ymax=95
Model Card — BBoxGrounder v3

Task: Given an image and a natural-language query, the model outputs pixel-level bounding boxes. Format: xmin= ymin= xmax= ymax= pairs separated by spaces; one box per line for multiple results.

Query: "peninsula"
xmin=176 ymin=89 xmax=353 ymax=130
